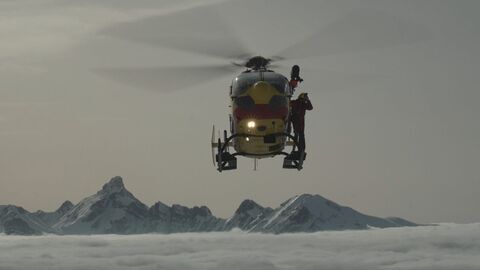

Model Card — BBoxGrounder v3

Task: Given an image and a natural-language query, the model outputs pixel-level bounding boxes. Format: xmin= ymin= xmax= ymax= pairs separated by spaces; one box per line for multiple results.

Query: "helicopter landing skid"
xmin=211 ymin=126 xmax=306 ymax=172
xmin=216 ymin=150 xmax=237 ymax=172
xmin=282 ymin=150 xmax=306 ymax=170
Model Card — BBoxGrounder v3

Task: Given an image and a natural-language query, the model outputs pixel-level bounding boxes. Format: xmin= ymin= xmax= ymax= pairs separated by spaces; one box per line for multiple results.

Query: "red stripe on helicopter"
xmin=234 ymin=105 xmax=288 ymax=121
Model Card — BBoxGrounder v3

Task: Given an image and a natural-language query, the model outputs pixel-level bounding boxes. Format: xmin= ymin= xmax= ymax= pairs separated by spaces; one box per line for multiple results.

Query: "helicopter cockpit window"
xmin=263 ymin=73 xmax=291 ymax=96
xmin=231 ymin=72 xmax=292 ymax=97
xmin=231 ymin=73 xmax=259 ymax=97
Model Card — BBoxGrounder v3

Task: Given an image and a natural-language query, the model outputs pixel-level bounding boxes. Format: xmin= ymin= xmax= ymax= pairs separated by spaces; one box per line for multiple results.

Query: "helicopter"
xmin=211 ymin=56 xmax=307 ymax=171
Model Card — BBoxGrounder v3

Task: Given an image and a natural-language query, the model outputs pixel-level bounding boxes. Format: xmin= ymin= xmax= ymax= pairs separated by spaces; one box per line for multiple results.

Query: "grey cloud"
xmin=1 ymin=223 xmax=480 ymax=270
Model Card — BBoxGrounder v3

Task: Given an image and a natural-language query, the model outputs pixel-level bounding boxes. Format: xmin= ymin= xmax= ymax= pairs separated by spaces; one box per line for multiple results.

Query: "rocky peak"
xmin=150 ymin=201 xmax=169 ymax=211
xmin=235 ymin=199 xmax=264 ymax=215
xmin=192 ymin=206 xmax=212 ymax=217
xmin=223 ymin=199 xmax=272 ymax=231
xmin=56 ymin=200 xmax=74 ymax=215
xmin=149 ymin=201 xmax=170 ymax=219
xmin=101 ymin=176 xmax=125 ymax=193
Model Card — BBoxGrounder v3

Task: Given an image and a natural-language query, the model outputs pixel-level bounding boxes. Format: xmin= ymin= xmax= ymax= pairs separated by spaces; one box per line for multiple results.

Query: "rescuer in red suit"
xmin=290 ymin=93 xmax=313 ymax=152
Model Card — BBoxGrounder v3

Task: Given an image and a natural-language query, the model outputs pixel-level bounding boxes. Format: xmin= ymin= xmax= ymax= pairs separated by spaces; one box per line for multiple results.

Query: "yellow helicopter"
xmin=211 ymin=56 xmax=306 ymax=171
xmin=98 ymin=55 xmax=308 ymax=171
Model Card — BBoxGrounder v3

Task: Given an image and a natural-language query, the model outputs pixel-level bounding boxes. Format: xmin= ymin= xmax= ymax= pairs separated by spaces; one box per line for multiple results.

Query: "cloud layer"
xmin=1 ymin=223 xmax=480 ymax=270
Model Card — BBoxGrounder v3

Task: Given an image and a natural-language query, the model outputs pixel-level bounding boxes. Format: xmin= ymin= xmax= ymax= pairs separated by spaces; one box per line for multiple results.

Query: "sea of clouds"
xmin=1 ymin=223 xmax=480 ymax=270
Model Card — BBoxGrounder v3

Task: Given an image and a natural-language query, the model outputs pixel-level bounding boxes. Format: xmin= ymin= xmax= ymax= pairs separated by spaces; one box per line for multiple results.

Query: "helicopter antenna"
xmin=253 ymin=158 xmax=258 ymax=171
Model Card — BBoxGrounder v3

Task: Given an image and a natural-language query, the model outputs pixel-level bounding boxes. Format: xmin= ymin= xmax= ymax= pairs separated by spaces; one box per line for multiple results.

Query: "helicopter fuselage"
xmin=230 ymin=70 xmax=293 ymax=158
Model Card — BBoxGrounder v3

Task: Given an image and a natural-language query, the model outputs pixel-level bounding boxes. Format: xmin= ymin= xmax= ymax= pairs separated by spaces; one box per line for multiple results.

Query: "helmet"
xmin=298 ymin=93 xmax=308 ymax=99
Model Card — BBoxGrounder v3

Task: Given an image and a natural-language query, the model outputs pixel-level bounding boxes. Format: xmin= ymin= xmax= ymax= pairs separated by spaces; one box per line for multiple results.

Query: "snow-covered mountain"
xmin=1 ymin=176 xmax=417 ymax=235
xmin=53 ymin=176 xmax=149 ymax=234
xmin=52 ymin=176 xmax=224 ymax=234
xmin=223 ymin=199 xmax=273 ymax=231
xmin=243 ymin=194 xmax=417 ymax=233
xmin=33 ymin=200 xmax=74 ymax=226
xmin=0 ymin=205 xmax=54 ymax=235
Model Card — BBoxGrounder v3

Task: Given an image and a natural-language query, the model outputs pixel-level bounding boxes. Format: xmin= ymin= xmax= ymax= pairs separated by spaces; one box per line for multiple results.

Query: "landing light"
xmin=246 ymin=137 xmax=250 ymax=141
xmin=247 ymin=121 xmax=256 ymax=128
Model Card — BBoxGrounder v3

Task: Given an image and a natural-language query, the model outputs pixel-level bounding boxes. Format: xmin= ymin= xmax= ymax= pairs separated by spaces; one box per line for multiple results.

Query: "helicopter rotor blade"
xmin=101 ymin=4 xmax=253 ymax=60
xmin=94 ymin=64 xmax=240 ymax=92
xmin=211 ymin=125 xmax=216 ymax=167
xmin=274 ymin=8 xmax=431 ymax=61
xmin=269 ymin=56 xmax=286 ymax=62
xmin=231 ymin=61 xmax=246 ymax=67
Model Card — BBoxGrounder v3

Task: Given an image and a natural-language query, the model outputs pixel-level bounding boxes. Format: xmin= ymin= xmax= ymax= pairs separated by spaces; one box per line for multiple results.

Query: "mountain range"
xmin=0 ymin=176 xmax=416 ymax=235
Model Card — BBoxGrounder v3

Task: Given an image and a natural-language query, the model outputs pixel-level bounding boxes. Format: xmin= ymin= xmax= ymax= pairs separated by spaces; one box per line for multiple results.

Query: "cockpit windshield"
xmin=264 ymin=72 xmax=291 ymax=96
xmin=231 ymin=73 xmax=258 ymax=97
xmin=231 ymin=72 xmax=291 ymax=97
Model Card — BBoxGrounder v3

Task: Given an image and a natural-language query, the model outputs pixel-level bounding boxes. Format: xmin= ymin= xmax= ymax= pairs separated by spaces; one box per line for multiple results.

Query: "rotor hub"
xmin=245 ymin=56 xmax=271 ymax=70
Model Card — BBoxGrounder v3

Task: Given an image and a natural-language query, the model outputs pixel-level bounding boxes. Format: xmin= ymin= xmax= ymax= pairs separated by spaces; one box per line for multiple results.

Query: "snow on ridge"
xmin=264 ymin=195 xmax=300 ymax=228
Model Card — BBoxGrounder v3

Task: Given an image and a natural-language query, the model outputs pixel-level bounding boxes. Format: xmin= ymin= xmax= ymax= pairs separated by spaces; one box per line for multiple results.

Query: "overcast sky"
xmin=0 ymin=0 xmax=479 ymax=224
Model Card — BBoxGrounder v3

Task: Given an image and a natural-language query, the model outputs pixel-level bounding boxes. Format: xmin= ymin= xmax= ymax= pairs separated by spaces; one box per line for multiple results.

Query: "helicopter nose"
xmin=249 ymin=81 xmax=276 ymax=104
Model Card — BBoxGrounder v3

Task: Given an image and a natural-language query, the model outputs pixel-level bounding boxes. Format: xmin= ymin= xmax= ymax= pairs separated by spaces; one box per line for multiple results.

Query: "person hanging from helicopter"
xmin=288 ymin=64 xmax=312 ymax=152
xmin=290 ymin=92 xmax=313 ymax=152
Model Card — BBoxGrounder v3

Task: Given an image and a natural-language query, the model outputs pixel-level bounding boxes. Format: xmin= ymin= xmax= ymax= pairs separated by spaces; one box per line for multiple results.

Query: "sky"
xmin=1 ymin=223 xmax=480 ymax=269
xmin=0 ymin=0 xmax=479 ymax=224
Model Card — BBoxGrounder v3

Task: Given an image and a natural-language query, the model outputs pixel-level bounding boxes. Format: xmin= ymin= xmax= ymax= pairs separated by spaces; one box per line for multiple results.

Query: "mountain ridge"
xmin=0 ymin=176 xmax=417 ymax=235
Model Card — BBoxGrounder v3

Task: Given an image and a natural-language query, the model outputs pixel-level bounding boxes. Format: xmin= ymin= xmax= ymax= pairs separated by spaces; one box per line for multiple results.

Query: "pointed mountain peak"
xmin=149 ymin=201 xmax=170 ymax=215
xmin=56 ymin=200 xmax=74 ymax=214
xmin=235 ymin=199 xmax=264 ymax=215
xmin=192 ymin=206 xmax=213 ymax=217
xmin=101 ymin=176 xmax=125 ymax=193
xmin=151 ymin=201 xmax=169 ymax=210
